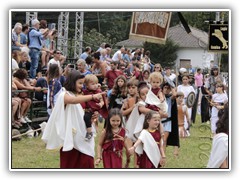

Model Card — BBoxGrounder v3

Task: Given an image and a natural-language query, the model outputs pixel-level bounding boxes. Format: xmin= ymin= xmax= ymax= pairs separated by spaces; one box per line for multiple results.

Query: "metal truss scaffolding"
xmin=26 ymin=12 xmax=38 ymax=26
xmin=25 ymin=11 xmax=84 ymax=58
xmin=74 ymin=12 xmax=84 ymax=59
xmin=57 ymin=12 xmax=69 ymax=56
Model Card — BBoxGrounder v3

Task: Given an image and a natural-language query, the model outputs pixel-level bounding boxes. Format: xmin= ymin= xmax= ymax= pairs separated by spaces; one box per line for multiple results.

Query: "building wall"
xmin=176 ymin=48 xmax=215 ymax=69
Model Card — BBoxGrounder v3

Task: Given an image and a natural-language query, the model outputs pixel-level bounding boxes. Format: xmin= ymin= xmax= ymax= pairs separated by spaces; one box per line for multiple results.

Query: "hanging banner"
xmin=208 ymin=24 xmax=229 ymax=52
xmin=129 ymin=12 xmax=172 ymax=44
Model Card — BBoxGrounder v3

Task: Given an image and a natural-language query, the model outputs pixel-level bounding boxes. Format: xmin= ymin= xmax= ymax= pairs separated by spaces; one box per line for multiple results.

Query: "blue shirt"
xmin=80 ymin=52 xmax=88 ymax=60
xmin=80 ymin=70 xmax=92 ymax=76
xmin=12 ymin=31 xmax=19 ymax=45
xmin=20 ymin=32 xmax=28 ymax=45
xmin=28 ymin=28 xmax=44 ymax=49
xmin=123 ymin=54 xmax=131 ymax=62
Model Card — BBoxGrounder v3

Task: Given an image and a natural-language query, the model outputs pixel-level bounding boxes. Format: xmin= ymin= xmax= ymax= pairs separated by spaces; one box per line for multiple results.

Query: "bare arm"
xmin=184 ymin=106 xmax=191 ymax=125
xmin=124 ymin=136 xmax=132 ymax=168
xmin=15 ymin=41 xmax=26 ymax=47
xmin=13 ymin=78 xmax=35 ymax=91
xmin=95 ymin=129 xmax=106 ymax=166
xmin=121 ymin=100 xmax=134 ymax=116
xmin=124 ymin=137 xmax=132 ymax=151
xmin=102 ymin=77 xmax=108 ymax=85
xmin=128 ymin=138 xmax=142 ymax=155
xmin=220 ymin=159 xmax=228 ymax=168
xmin=64 ymin=92 xmax=105 ymax=105
xmin=138 ymin=105 xmax=151 ymax=115
xmin=117 ymin=53 xmax=122 ymax=61
xmin=98 ymin=96 xmax=104 ymax=108
xmin=100 ymin=62 xmax=106 ymax=77
xmin=12 ymin=81 xmax=18 ymax=90
xmin=158 ymin=91 xmax=165 ymax=102
xmin=159 ymin=136 xmax=166 ymax=167
xmin=171 ymin=88 xmax=177 ymax=100
xmin=159 ymin=110 xmax=168 ymax=118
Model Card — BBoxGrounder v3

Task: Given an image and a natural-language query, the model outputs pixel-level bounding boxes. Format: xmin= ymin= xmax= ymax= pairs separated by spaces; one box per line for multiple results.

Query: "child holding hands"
xmin=128 ymin=110 xmax=166 ymax=168
xmin=95 ymin=108 xmax=130 ymax=168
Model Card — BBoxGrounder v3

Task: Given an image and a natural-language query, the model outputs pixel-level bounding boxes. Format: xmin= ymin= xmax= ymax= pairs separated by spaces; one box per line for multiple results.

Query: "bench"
xmin=32 ymin=116 xmax=48 ymax=123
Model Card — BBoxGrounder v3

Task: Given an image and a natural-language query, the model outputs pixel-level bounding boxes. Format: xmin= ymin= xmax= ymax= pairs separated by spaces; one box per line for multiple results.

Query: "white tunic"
xmin=177 ymin=85 xmax=195 ymax=129
xmin=42 ymin=89 xmax=95 ymax=157
xmin=211 ymin=93 xmax=228 ymax=133
xmin=207 ymin=133 xmax=228 ymax=168
xmin=136 ymin=129 xmax=161 ymax=168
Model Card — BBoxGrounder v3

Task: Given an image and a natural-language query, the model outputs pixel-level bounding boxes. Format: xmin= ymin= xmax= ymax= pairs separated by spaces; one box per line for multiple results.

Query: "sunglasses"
xmin=155 ymin=67 xmax=160 ymax=68
xmin=56 ymin=52 xmax=62 ymax=54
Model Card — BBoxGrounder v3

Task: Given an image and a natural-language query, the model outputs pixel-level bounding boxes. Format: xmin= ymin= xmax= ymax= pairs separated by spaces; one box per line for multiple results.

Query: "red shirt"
xmin=105 ymin=70 xmax=123 ymax=89
xmin=133 ymin=70 xmax=141 ymax=80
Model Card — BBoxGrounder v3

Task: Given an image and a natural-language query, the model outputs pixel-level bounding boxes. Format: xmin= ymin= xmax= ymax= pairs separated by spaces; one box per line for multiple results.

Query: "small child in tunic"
xmin=173 ymin=91 xmax=190 ymax=157
xmin=148 ymin=72 xmax=167 ymax=114
xmin=210 ymin=83 xmax=228 ymax=135
xmin=128 ymin=110 xmax=166 ymax=168
xmin=95 ymin=108 xmax=130 ymax=168
xmin=121 ymin=78 xmax=139 ymax=124
xmin=83 ymin=74 xmax=108 ymax=141
xmin=176 ymin=91 xmax=190 ymax=138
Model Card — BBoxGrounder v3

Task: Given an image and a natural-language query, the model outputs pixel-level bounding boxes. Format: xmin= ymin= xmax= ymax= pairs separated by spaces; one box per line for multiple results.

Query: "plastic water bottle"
xmin=43 ymin=93 xmax=47 ymax=102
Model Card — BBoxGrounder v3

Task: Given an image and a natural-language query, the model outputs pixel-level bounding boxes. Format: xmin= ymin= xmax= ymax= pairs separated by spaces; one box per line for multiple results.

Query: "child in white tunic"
xmin=177 ymin=75 xmax=195 ymax=135
xmin=207 ymin=103 xmax=228 ymax=168
xmin=210 ymin=83 xmax=228 ymax=135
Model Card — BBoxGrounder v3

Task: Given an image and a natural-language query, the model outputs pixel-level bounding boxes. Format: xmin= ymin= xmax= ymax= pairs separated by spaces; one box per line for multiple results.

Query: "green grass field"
xmin=11 ymin=115 xmax=212 ymax=169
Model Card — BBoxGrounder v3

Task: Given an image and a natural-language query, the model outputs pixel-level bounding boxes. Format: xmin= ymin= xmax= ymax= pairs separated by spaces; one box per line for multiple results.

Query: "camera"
xmin=68 ymin=64 xmax=75 ymax=69
xmin=48 ymin=23 xmax=56 ymax=30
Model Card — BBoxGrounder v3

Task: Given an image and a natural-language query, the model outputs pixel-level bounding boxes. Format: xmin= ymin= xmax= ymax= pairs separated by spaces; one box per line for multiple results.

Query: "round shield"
xmin=186 ymin=92 xmax=196 ymax=108
xmin=164 ymin=76 xmax=175 ymax=88
xmin=12 ymin=129 xmax=21 ymax=141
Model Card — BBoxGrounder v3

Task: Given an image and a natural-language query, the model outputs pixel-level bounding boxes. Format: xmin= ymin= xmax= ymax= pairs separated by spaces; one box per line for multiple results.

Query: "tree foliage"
xmin=83 ymin=12 xmax=132 ymax=47
xmin=11 ymin=11 xmax=229 ymax=60
xmin=83 ymin=28 xmax=112 ymax=51
xmin=170 ymin=12 xmax=228 ymax=32
xmin=220 ymin=53 xmax=229 ymax=72
xmin=144 ymin=39 xmax=179 ymax=68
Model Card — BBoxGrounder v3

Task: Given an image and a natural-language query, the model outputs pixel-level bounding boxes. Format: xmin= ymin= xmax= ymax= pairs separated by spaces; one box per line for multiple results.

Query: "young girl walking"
xmin=128 ymin=110 xmax=166 ymax=168
xmin=95 ymin=108 xmax=130 ymax=168
xmin=173 ymin=91 xmax=191 ymax=157
xmin=126 ymin=81 xmax=165 ymax=167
